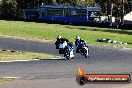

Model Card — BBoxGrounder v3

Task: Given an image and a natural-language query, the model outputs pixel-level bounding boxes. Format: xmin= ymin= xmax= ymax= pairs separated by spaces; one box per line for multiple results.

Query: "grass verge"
xmin=0 ymin=78 xmax=15 ymax=85
xmin=0 ymin=50 xmax=56 ymax=61
xmin=0 ymin=20 xmax=132 ymax=48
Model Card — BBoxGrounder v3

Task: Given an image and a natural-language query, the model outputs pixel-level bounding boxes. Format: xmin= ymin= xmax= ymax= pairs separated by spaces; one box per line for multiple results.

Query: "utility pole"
xmin=121 ymin=0 xmax=124 ymax=25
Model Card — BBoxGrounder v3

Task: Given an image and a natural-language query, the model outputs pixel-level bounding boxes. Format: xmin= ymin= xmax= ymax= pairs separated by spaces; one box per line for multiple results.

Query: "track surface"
xmin=0 ymin=37 xmax=132 ymax=88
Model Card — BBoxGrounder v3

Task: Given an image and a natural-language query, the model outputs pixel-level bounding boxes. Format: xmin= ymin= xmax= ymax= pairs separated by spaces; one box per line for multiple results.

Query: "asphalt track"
xmin=0 ymin=36 xmax=132 ymax=88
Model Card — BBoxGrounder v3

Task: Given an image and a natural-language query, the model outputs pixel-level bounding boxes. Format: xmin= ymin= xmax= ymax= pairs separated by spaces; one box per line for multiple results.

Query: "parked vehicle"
xmin=25 ymin=5 xmax=101 ymax=24
xmin=39 ymin=5 xmax=101 ymax=23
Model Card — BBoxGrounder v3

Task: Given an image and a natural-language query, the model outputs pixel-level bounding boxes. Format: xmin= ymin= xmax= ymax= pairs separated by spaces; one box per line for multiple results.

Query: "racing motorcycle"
xmin=64 ymin=47 xmax=74 ymax=60
xmin=81 ymin=45 xmax=89 ymax=58
xmin=76 ymin=45 xmax=89 ymax=58
xmin=55 ymin=39 xmax=74 ymax=60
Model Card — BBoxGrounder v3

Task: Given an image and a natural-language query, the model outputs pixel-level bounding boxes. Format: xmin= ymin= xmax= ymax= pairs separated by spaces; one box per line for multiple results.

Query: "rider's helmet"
xmin=80 ymin=39 xmax=84 ymax=42
xmin=76 ymin=36 xmax=80 ymax=40
xmin=57 ymin=35 xmax=61 ymax=39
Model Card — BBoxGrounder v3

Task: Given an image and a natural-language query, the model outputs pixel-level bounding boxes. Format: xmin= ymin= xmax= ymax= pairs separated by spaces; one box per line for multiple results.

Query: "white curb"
xmin=0 ymin=59 xmax=39 ymax=63
xmin=2 ymin=77 xmax=21 ymax=79
xmin=0 ymin=56 xmax=63 ymax=63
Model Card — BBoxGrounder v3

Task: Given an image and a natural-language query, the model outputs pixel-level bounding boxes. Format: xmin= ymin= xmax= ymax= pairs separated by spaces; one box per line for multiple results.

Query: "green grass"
xmin=0 ymin=20 xmax=132 ymax=48
xmin=0 ymin=50 xmax=55 ymax=61
xmin=0 ymin=78 xmax=15 ymax=85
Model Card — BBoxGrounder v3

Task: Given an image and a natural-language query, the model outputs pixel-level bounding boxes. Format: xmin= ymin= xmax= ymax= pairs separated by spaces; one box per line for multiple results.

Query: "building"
xmin=116 ymin=11 xmax=132 ymax=25
xmin=124 ymin=11 xmax=132 ymax=24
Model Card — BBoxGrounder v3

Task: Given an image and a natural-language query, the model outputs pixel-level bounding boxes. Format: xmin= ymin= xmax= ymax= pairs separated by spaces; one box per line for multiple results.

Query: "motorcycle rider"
xmin=78 ymin=39 xmax=85 ymax=53
xmin=80 ymin=39 xmax=87 ymax=47
xmin=67 ymin=42 xmax=73 ymax=52
xmin=57 ymin=35 xmax=63 ymax=43
xmin=64 ymin=42 xmax=74 ymax=59
xmin=79 ymin=39 xmax=89 ymax=56
xmin=75 ymin=36 xmax=80 ymax=46
xmin=55 ymin=35 xmax=63 ymax=49
xmin=75 ymin=36 xmax=81 ymax=53
xmin=55 ymin=35 xmax=69 ymax=49
xmin=56 ymin=35 xmax=69 ymax=43
xmin=75 ymin=36 xmax=88 ymax=53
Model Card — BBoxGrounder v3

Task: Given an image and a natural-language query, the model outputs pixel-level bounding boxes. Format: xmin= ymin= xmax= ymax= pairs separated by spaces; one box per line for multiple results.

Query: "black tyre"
xmin=76 ymin=48 xmax=80 ymax=53
xmin=59 ymin=49 xmax=64 ymax=54
xmin=76 ymin=76 xmax=87 ymax=86
xmin=64 ymin=48 xmax=71 ymax=60
xmin=83 ymin=48 xmax=89 ymax=58
xmin=65 ymin=52 xmax=70 ymax=60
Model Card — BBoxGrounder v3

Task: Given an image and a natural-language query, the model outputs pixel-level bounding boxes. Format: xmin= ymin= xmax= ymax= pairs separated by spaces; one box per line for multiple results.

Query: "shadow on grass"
xmin=65 ymin=26 xmax=132 ymax=35
xmin=91 ymin=29 xmax=132 ymax=35
xmin=127 ymin=42 xmax=132 ymax=45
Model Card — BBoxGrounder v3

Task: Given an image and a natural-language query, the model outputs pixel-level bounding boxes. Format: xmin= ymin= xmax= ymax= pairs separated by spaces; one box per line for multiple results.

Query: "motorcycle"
xmin=81 ymin=45 xmax=89 ymax=58
xmin=76 ymin=45 xmax=89 ymax=58
xmin=64 ymin=47 xmax=74 ymax=60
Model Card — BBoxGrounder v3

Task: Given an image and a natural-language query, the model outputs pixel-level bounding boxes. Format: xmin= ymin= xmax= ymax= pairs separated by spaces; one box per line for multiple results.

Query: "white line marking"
xmin=0 ymin=57 xmax=63 ymax=63
xmin=2 ymin=77 xmax=21 ymax=79
xmin=0 ymin=59 xmax=39 ymax=63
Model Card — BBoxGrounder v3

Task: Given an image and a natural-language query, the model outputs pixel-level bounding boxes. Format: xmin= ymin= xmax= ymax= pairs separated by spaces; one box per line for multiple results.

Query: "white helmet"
xmin=57 ymin=35 xmax=61 ymax=39
xmin=76 ymin=36 xmax=80 ymax=40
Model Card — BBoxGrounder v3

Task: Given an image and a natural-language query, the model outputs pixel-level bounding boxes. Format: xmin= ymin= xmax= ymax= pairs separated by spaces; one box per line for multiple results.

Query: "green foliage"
xmin=0 ymin=1 xmax=2 ymax=17
xmin=0 ymin=0 xmax=131 ymax=20
xmin=16 ymin=0 xmax=40 ymax=9
xmin=95 ymin=0 xmax=132 ymax=16
xmin=41 ymin=0 xmax=55 ymax=5
xmin=1 ymin=0 xmax=17 ymax=19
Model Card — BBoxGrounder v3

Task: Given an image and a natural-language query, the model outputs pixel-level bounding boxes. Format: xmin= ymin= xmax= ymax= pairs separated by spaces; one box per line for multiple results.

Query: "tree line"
xmin=0 ymin=0 xmax=131 ymax=20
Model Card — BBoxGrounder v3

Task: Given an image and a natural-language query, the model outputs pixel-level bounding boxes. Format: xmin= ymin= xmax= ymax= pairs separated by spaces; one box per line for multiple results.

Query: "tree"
xmin=1 ymin=0 xmax=18 ymax=19
xmin=0 ymin=1 xmax=2 ymax=18
xmin=56 ymin=0 xmax=96 ymax=6
xmin=80 ymin=0 xmax=96 ymax=6
xmin=95 ymin=0 xmax=131 ymax=16
xmin=40 ymin=0 xmax=56 ymax=5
